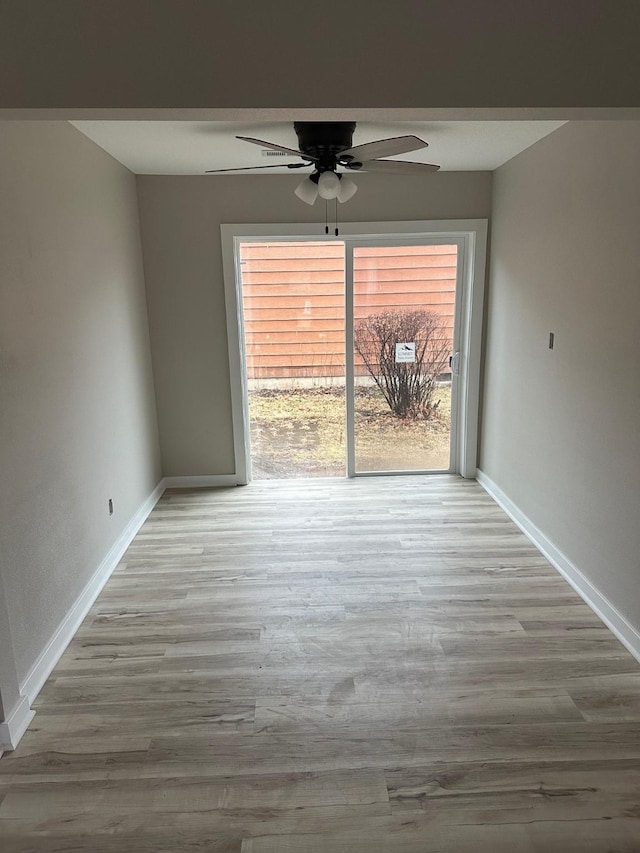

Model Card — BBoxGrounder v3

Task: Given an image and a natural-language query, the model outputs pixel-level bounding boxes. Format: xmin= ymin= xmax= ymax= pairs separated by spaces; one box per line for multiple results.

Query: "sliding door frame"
xmin=221 ymin=220 xmax=487 ymax=484
xmin=344 ymin=234 xmax=466 ymax=478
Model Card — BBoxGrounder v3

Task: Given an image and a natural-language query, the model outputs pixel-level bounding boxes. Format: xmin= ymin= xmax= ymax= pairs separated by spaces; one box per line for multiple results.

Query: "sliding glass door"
xmin=225 ymin=222 xmax=485 ymax=483
xmin=238 ymin=240 xmax=346 ymax=479
xmin=346 ymin=239 xmax=461 ymax=475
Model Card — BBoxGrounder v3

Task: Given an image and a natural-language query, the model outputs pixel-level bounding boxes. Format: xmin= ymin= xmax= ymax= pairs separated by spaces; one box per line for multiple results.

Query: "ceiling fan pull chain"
xmin=335 ymin=197 xmax=339 ymax=236
xmin=325 ymin=199 xmax=329 ymax=235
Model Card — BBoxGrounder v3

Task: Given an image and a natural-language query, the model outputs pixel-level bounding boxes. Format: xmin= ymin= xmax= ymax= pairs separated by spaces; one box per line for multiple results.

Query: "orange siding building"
xmin=240 ymin=241 xmax=456 ymax=382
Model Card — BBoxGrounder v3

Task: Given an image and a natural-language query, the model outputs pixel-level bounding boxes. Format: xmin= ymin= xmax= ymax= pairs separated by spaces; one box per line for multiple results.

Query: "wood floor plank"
xmin=241 ymin=816 xmax=640 ymax=853
xmin=0 ymin=804 xmax=388 ymax=853
xmin=35 ymin=672 xmax=259 ymax=706
xmin=0 ymin=768 xmax=389 ymax=818
xmin=385 ymin=758 xmax=640 ymax=820
xmin=253 ymin=688 xmax=584 ymax=733
xmin=1 ymin=475 xmax=639 ymax=850
xmin=240 ymin=816 xmax=538 ymax=853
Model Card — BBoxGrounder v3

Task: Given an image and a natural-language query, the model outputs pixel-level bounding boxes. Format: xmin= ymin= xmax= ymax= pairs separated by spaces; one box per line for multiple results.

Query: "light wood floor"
xmin=1 ymin=476 xmax=640 ymax=851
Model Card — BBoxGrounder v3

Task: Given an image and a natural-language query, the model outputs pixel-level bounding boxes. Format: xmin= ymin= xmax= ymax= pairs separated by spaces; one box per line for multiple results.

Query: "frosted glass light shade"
xmin=337 ymin=176 xmax=358 ymax=203
xmin=294 ymin=177 xmax=319 ymax=205
xmin=317 ymin=171 xmax=340 ymax=199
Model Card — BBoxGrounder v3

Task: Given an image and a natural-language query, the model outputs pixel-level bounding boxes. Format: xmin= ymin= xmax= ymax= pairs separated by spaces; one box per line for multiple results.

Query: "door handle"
xmin=449 ymin=352 xmax=460 ymax=375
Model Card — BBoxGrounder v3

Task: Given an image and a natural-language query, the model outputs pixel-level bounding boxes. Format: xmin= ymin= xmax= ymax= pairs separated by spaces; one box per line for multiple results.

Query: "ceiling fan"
xmin=205 ymin=122 xmax=440 ymax=205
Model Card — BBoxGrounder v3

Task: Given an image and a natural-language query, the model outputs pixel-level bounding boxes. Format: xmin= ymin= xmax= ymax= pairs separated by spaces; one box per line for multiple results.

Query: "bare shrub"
xmin=354 ymin=309 xmax=450 ymax=419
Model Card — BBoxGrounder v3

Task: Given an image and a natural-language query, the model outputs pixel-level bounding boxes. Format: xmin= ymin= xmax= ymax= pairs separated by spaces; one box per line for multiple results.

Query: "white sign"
xmin=395 ymin=342 xmax=416 ymax=363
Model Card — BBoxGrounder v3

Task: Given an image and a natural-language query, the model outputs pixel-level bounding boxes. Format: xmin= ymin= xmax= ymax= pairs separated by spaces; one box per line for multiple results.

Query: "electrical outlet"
xmin=108 ymin=498 xmax=114 ymax=516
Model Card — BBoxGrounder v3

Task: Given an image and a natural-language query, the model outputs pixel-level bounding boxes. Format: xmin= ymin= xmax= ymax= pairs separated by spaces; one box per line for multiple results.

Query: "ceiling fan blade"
xmin=205 ymin=163 xmax=308 ymax=173
xmin=349 ymin=159 xmax=440 ymax=175
xmin=340 ymin=135 xmax=428 ymax=162
xmin=236 ymin=135 xmax=317 ymax=161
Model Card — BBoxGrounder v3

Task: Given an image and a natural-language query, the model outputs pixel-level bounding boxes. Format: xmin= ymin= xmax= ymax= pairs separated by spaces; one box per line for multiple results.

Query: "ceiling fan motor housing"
xmin=294 ymin=122 xmax=357 ymax=173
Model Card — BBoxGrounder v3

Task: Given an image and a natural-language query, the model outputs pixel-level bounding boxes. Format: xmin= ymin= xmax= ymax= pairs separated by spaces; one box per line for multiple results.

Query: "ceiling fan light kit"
xmin=336 ymin=175 xmax=358 ymax=203
xmin=294 ymin=172 xmax=359 ymax=206
xmin=294 ymin=176 xmax=319 ymax=205
xmin=317 ymin=171 xmax=340 ymax=199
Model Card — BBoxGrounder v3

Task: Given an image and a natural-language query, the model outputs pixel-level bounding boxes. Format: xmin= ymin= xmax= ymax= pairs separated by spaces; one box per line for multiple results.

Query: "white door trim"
xmin=221 ymin=220 xmax=487 ymax=483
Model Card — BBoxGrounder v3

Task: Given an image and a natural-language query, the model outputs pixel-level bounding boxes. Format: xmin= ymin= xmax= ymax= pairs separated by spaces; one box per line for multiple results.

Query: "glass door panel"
xmin=351 ymin=243 xmax=458 ymax=473
xmin=239 ymin=240 xmax=346 ymax=479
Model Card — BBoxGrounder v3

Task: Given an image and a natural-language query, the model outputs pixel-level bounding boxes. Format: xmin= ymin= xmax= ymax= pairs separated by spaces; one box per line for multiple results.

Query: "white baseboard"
xmin=20 ymin=480 xmax=166 ymax=706
xmin=163 ymin=474 xmax=240 ymax=489
xmin=476 ymin=469 xmax=640 ymax=664
xmin=0 ymin=695 xmax=35 ymax=754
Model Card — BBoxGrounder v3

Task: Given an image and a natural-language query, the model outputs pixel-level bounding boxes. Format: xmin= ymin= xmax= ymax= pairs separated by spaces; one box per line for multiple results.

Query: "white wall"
xmin=1 ymin=1 xmax=639 ymax=112
xmin=137 ymin=171 xmax=491 ymax=477
xmin=0 ymin=121 xmax=162 ymax=691
xmin=481 ymin=121 xmax=640 ymax=631
xmin=0 ymin=575 xmax=21 ymax=722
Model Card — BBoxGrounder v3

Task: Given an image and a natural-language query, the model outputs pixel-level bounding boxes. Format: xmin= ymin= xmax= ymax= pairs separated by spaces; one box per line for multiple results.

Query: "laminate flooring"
xmin=1 ymin=475 xmax=640 ymax=851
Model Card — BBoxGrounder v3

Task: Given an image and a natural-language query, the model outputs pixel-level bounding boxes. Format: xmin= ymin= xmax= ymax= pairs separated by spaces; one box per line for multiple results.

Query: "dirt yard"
xmin=248 ymin=385 xmax=451 ymax=478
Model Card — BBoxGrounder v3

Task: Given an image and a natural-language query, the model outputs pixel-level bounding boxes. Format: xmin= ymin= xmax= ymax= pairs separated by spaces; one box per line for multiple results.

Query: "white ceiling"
xmin=69 ymin=120 xmax=566 ymax=175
